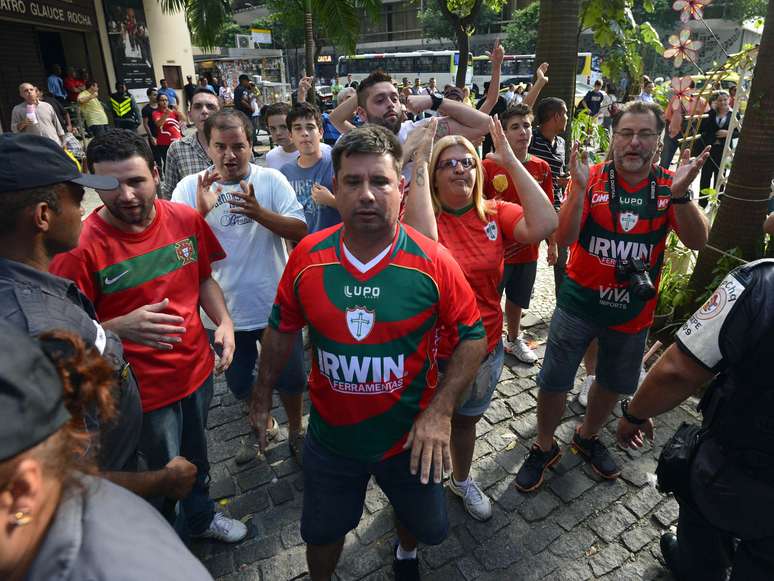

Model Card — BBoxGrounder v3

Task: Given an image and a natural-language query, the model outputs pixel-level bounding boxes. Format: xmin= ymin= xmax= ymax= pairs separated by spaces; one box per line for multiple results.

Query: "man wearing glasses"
xmin=515 ymin=101 xmax=710 ymax=492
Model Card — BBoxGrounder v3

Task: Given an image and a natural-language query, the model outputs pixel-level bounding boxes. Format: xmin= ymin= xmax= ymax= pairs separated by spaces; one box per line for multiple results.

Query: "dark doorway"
xmin=37 ymin=30 xmax=66 ymax=73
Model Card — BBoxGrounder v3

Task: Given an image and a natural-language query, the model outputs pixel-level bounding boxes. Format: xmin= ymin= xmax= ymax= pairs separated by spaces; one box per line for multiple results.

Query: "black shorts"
xmin=501 ymin=261 xmax=538 ymax=309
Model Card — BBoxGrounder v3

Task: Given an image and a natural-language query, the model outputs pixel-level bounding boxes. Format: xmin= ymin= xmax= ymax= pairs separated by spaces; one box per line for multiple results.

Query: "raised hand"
xmin=672 ymin=146 xmax=710 ymax=198
xmin=568 ymin=141 xmax=590 ymax=192
xmin=402 ymin=117 xmax=438 ymax=165
xmin=485 ymin=114 xmax=518 ymax=169
xmin=195 ymin=168 xmax=222 ymax=216
xmin=229 ymin=181 xmax=263 ymax=222
xmin=535 ymin=62 xmax=549 ymax=85
xmin=486 ymin=38 xmax=504 ymax=67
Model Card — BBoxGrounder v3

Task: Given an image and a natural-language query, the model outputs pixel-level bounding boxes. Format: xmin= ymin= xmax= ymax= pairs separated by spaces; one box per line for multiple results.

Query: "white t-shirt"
xmin=171 ymin=163 xmax=306 ymax=330
xmin=265 ymin=143 xmax=332 ymax=171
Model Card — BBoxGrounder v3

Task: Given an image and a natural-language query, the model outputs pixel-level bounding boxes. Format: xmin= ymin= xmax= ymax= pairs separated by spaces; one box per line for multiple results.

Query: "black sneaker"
xmin=392 ymin=544 xmax=420 ymax=581
xmin=514 ymin=441 xmax=562 ymax=492
xmin=660 ymin=533 xmax=685 ymax=580
xmin=571 ymin=430 xmax=621 ymax=479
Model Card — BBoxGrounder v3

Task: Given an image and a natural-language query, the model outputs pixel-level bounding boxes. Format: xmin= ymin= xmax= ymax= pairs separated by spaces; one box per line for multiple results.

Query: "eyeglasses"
xmin=436 ymin=157 xmax=476 ymax=171
xmin=614 ymin=130 xmax=660 ymax=142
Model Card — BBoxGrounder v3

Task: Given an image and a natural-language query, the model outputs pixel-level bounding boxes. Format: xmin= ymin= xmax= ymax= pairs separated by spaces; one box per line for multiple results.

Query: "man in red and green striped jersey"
xmin=51 ymin=129 xmax=248 ymax=544
xmin=249 ymin=125 xmax=487 ymax=580
xmin=515 ymin=101 xmax=711 ymax=493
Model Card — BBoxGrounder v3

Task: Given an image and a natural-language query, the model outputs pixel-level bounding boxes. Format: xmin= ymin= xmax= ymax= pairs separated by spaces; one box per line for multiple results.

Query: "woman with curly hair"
xmin=0 ymin=325 xmax=212 ymax=581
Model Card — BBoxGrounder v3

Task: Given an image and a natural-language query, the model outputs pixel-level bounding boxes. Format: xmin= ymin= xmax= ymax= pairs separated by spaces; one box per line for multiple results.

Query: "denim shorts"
xmin=207 ymin=328 xmax=306 ymax=401
xmin=454 ymin=339 xmax=504 ymax=417
xmin=537 ymin=307 xmax=648 ymax=396
xmin=300 ymin=434 xmax=448 ymax=546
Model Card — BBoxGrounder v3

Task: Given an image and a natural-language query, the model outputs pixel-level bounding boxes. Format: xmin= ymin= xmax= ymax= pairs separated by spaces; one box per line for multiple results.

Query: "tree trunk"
xmin=686 ymin=2 xmax=774 ymax=306
xmin=455 ymin=27 xmax=470 ymax=88
xmin=304 ymin=0 xmax=315 ymax=78
xmin=533 ymin=0 xmax=581 ymax=148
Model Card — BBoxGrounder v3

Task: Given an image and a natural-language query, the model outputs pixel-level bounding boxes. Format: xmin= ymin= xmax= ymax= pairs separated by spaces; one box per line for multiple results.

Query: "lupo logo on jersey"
xmin=587 ymin=235 xmax=654 ymax=267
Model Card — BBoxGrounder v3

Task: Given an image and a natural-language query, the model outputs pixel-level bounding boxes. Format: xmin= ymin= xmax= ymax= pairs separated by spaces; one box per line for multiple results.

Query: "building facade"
xmin=0 ymin=0 xmax=195 ymax=130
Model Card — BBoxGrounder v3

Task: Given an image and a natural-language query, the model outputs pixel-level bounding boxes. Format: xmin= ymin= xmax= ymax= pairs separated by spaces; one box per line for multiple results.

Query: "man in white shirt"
xmin=171 ymin=109 xmax=310 ymax=464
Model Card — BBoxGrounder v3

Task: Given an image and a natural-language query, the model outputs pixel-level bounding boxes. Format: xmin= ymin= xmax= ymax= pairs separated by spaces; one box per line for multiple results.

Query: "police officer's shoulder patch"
xmin=676 ymin=272 xmax=746 ymax=369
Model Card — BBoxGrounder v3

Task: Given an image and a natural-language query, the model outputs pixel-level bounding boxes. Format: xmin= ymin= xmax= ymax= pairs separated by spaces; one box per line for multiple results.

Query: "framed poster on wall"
xmin=103 ymin=0 xmax=155 ymax=90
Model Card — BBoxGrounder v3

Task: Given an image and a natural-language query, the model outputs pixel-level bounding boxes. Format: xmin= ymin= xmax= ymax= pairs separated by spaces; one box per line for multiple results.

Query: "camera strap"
xmin=606 ymin=161 xmax=656 ymax=239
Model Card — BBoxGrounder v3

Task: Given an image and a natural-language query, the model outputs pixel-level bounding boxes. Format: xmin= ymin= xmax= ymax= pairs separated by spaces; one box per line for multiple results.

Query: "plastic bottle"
xmin=26 ymin=104 xmax=38 ymax=125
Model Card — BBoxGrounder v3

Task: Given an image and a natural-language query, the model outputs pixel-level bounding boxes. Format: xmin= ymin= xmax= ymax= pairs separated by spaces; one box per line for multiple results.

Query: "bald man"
xmin=11 ymin=82 xmax=65 ymax=146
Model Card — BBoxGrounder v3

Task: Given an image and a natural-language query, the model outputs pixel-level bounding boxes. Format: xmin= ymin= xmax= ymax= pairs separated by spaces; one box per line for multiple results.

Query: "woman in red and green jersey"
xmin=429 ymin=116 xmax=557 ymax=520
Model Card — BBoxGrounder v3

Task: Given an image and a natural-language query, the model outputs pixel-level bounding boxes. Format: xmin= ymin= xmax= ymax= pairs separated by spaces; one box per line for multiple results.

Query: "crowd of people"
xmin=2 ymin=43 xmax=773 ymax=581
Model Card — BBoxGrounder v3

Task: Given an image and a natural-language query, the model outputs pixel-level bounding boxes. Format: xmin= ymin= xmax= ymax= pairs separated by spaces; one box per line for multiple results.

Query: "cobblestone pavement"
xmin=81 ymin=150 xmax=696 ymax=581
xmin=187 ymin=248 xmax=699 ymax=581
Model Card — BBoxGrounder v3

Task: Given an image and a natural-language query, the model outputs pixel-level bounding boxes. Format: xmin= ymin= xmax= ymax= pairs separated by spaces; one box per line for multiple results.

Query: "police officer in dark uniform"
xmin=0 ymin=133 xmax=196 ymax=501
xmin=110 ymin=80 xmax=141 ymax=132
xmin=616 ymin=258 xmax=774 ymax=580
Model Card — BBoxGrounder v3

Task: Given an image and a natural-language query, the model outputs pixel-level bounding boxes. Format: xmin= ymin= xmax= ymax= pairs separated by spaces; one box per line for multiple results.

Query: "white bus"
xmin=336 ymin=50 xmax=474 ymax=88
xmin=471 ymin=52 xmax=602 ymax=96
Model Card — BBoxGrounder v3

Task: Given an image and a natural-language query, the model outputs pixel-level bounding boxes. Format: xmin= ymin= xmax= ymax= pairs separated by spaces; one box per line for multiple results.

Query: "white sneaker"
xmin=504 ymin=335 xmax=538 ymax=364
xmin=448 ymin=477 xmax=492 ymax=521
xmin=578 ymin=375 xmax=594 ymax=407
xmin=192 ymin=512 xmax=248 ymax=543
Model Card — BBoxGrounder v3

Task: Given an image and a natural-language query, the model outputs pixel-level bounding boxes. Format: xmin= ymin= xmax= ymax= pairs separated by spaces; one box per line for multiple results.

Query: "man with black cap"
xmin=0 ymin=133 xmax=198 ymax=502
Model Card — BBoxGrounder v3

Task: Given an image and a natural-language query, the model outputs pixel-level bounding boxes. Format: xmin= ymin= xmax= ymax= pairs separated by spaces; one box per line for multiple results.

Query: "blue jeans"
xmin=138 ymin=375 xmax=214 ymax=535
xmin=207 ymin=328 xmax=306 ymax=401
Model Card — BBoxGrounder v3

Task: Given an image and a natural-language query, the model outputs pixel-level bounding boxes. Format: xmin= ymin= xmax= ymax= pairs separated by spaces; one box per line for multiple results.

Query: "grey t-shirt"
xmin=27 ymin=475 xmax=213 ymax=581
xmin=280 ymin=149 xmax=341 ymax=233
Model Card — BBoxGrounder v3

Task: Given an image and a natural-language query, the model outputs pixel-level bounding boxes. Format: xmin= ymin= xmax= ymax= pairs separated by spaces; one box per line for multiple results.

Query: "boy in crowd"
xmin=265 ymin=102 xmax=331 ymax=171
xmin=483 ymin=104 xmax=555 ymax=364
xmin=280 ymin=102 xmax=341 ymax=233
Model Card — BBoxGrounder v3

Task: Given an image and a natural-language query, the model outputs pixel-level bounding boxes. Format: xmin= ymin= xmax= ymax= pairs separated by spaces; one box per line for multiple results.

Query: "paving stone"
xmin=621 ymin=525 xmax=659 ymax=553
xmin=423 ymin=563 xmax=466 ymax=581
xmin=355 ymin=508 xmax=394 ymax=546
xmin=258 ymin=501 xmax=303 ymax=535
xmin=259 ymin=545 xmax=307 ymax=580
xmin=547 ymin=526 xmax=597 ymax=559
xmin=234 ymin=533 xmax=282 ymax=565
xmin=625 ymin=485 xmax=665 ymax=518
xmin=549 ymin=469 xmax=596 ymax=502
xmin=510 ymin=550 xmax=562 ymax=581
xmin=589 ymin=543 xmax=632 ymax=576
xmin=620 ymin=456 xmax=658 ymax=487
xmin=228 ymin=489 xmax=270 ymax=520
xmin=495 ymin=442 xmax=531 ymax=477
xmin=484 ymin=425 xmax=519 ymax=452
xmin=217 ymin=564 xmax=262 ymax=581
xmin=336 ymin=544 xmax=384 ymax=581
xmin=279 ymin=520 xmax=303 ymax=549
xmin=210 ymin=419 xmax=253 ymax=443
xmin=456 ymin=556 xmax=485 ymax=581
xmin=268 ymin=480 xmax=294 ymax=505
xmin=510 ymin=362 xmax=537 ymax=378
xmin=555 ymin=420 xmax=580 ymax=444
xmin=423 ymin=534 xmax=465 ymax=569
xmin=470 ymin=455 xmax=507 ymax=489
xmin=505 ymin=392 xmax=536 ymax=415
xmin=518 ymin=490 xmax=559 ymax=522
xmin=542 ymin=560 xmax=593 ymax=581
xmin=555 ymin=479 xmax=628 ymax=530
xmin=483 ymin=399 xmax=512 ymax=424
xmin=653 ymin=497 xmax=680 ymax=527
xmin=496 ymin=379 xmax=521 ymax=397
xmin=475 ymin=418 xmax=495 ymax=436
xmin=364 ymin=483 xmax=390 ymax=514
xmin=499 ymin=366 xmax=516 ymax=381
xmin=589 ymin=504 xmax=638 ymax=542
xmin=208 ymin=404 xmax=246 ymax=428
xmin=606 ymin=552 xmax=668 ymax=581
xmin=466 ymin=506 xmax=513 ymax=544
xmin=525 ymin=520 xmax=563 ymax=553
xmin=510 ymin=414 xmax=538 ymax=439
xmin=472 ymin=438 xmax=494 ymax=461
xmin=271 ymin=458 xmax=300 ymax=478
xmin=237 ymin=463 xmax=275 ymax=492
xmin=211 ymin=477 xmax=237 ymax=500
xmin=202 ymin=551 xmax=235 ymax=577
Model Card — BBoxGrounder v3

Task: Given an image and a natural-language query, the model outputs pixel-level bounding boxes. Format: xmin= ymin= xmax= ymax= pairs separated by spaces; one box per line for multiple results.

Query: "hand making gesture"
xmin=195 ymin=168 xmax=222 ymax=216
xmin=486 ymin=114 xmax=519 ymax=169
xmin=229 ymin=180 xmax=263 ymax=222
xmin=568 ymin=140 xmax=590 ymax=193
xmin=672 ymin=146 xmax=710 ymax=199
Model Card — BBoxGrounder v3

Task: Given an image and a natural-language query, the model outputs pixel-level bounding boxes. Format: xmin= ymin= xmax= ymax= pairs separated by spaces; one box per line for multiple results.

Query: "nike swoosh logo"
xmin=104 ymin=270 xmax=130 ymax=285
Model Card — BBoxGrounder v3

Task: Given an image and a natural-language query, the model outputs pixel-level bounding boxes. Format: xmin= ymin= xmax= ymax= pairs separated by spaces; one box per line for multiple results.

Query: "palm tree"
xmin=687 ymin=0 xmax=774 ymax=304
xmin=533 ymin=0 xmax=582 ymax=126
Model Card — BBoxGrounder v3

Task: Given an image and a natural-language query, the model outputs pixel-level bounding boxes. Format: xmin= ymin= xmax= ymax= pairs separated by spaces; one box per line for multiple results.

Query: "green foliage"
xmin=418 ymin=3 xmax=501 ymax=44
xmin=214 ymin=21 xmax=244 ymax=49
xmin=503 ymin=2 xmax=540 ymax=54
xmin=570 ymin=109 xmax=610 ymax=162
xmin=158 ymin=0 xmax=231 ymax=49
xmin=656 ymin=232 xmax=694 ymax=317
xmin=580 ymin=0 xmax=663 ymax=86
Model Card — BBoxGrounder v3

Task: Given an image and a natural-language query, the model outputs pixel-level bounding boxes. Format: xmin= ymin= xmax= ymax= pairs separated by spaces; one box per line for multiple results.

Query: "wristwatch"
xmin=621 ymin=399 xmax=647 ymax=425
xmin=430 ymin=94 xmax=443 ymax=111
xmin=672 ymin=187 xmax=693 ymax=205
